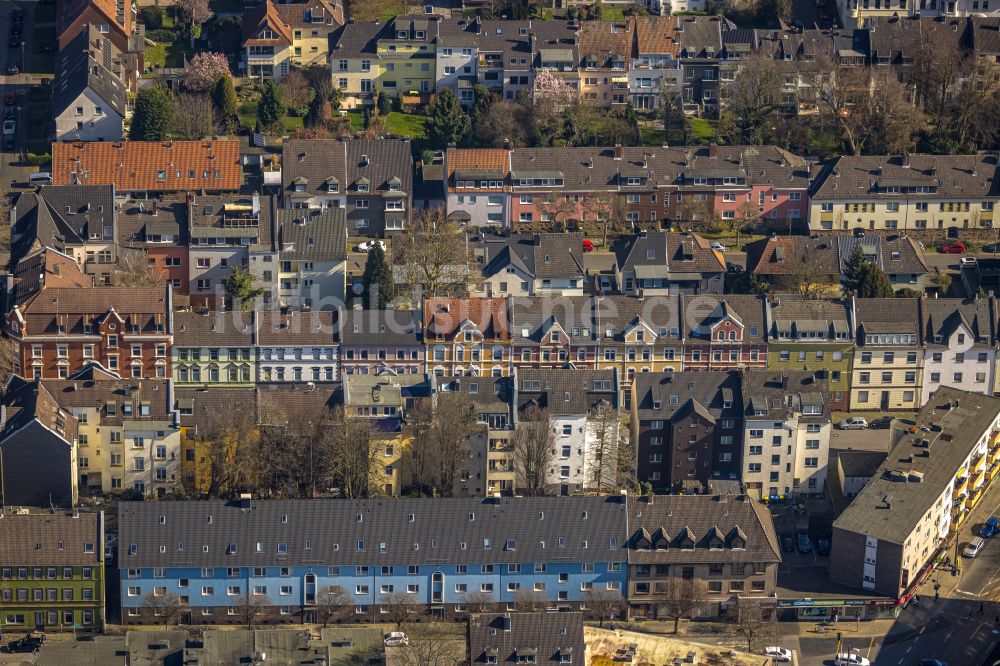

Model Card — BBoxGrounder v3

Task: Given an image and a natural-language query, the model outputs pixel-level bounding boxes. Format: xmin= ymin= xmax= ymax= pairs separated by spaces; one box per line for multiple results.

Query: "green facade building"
xmin=765 ymin=297 xmax=855 ymax=412
xmin=0 ymin=511 xmax=104 ymax=631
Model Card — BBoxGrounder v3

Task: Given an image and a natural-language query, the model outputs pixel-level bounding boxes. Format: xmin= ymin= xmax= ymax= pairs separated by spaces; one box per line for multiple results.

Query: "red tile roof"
xmin=51 ymin=140 xmax=242 ymax=192
xmin=446 ymin=148 xmax=510 ymax=193
xmin=243 ymin=0 xmax=293 ymax=45
xmin=424 ymin=297 xmax=510 ymax=340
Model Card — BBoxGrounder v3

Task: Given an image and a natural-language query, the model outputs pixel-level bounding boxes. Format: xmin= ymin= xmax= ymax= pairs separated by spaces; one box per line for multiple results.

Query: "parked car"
xmin=964 ymin=536 xmax=986 ymax=558
xmin=726 ymin=261 xmax=744 ymax=274
xmin=710 ymin=242 xmax=726 ymax=251
xmin=5 ymin=90 xmax=15 ymax=106
xmin=3 ymin=119 xmax=15 ymax=135
xmin=834 ymin=654 xmax=870 ymax=666
xmin=582 ymin=239 xmax=595 ymax=253
xmin=4 ymin=133 xmax=14 ymax=150
xmin=816 ymin=537 xmax=831 ymax=555
xmin=6 ymin=62 xmax=17 ymax=75
xmin=940 ymin=241 xmax=966 ymax=254
xmin=961 ymin=256 xmax=978 ymax=267
xmin=868 ymin=416 xmax=892 ymax=430
xmin=796 ymin=532 xmax=812 ymax=554
xmin=781 ymin=534 xmax=795 ymax=552
xmin=764 ymin=647 xmax=792 ymax=662
xmin=384 ymin=632 xmax=408 ymax=647
xmin=919 ymin=660 xmax=948 ymax=666
xmin=982 ymin=517 xmax=999 ymax=538
xmin=837 ymin=417 xmax=868 ymax=430
xmin=852 ymin=227 xmax=865 ymax=238
xmin=356 ymin=240 xmax=386 ymax=253
xmin=10 ymin=25 xmax=21 ymax=38
xmin=7 ymin=36 xmax=18 ymax=48
xmin=2 ymin=635 xmax=44 ymax=654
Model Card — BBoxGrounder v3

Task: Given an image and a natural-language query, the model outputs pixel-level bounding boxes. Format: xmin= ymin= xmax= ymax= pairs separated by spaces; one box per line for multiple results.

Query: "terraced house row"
xmin=116 ymin=494 xmax=780 ymax=624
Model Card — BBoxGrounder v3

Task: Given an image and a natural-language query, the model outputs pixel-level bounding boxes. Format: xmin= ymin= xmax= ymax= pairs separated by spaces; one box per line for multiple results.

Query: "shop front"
xmin=776 ymin=597 xmax=898 ymax=622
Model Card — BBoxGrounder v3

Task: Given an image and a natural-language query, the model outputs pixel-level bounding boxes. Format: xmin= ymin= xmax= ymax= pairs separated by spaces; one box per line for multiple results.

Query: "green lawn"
xmin=601 ymin=7 xmax=627 ymax=19
xmin=690 ymin=117 xmax=716 ymax=142
xmin=144 ymin=39 xmax=193 ymax=70
xmin=640 ymin=126 xmax=665 ymax=146
xmin=344 ymin=110 xmax=427 ymax=138
xmin=34 ymin=3 xmax=56 ymax=23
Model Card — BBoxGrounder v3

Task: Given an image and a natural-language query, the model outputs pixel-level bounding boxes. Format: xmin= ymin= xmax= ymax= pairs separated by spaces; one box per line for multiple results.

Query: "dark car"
xmin=5 ymin=133 xmax=15 ymax=150
xmin=6 ymin=62 xmax=17 ymax=75
xmin=919 ymin=661 xmax=948 ymax=666
xmin=7 ymin=36 xmax=18 ymax=48
xmin=853 ymin=227 xmax=865 ymax=238
xmin=12 ymin=10 xmax=23 ymax=23
xmin=869 ymin=416 xmax=893 ymax=430
xmin=726 ymin=262 xmax=745 ymax=274
xmin=781 ymin=535 xmax=795 ymax=552
xmin=796 ymin=532 xmax=813 ymax=554
xmin=10 ymin=25 xmax=21 ymax=38
xmin=984 ymin=243 xmax=1000 ymax=253
xmin=2 ymin=635 xmax=44 ymax=653
xmin=817 ymin=537 xmax=831 ymax=555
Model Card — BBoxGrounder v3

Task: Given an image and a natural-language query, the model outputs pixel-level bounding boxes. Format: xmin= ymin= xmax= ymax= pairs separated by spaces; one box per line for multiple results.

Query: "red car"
xmin=940 ymin=241 xmax=966 ymax=254
xmin=582 ymin=239 xmax=595 ymax=253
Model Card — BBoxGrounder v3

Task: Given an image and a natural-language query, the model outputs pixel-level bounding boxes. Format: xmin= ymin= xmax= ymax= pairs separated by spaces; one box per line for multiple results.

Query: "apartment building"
xmin=444 ymin=148 xmax=511 ymax=229
xmin=477 ymin=234 xmax=586 ymax=297
xmin=852 ymin=298 xmax=923 ymax=411
xmin=281 ymin=139 xmax=413 ymax=238
xmin=188 ymin=194 xmax=274 ymax=310
xmin=175 ymin=386 xmax=257 ymax=494
xmin=3 ymin=249 xmax=93 ymax=316
xmin=44 ymin=367 xmax=181 ymax=497
xmin=338 ymin=309 xmax=424 ymax=376
xmin=424 ymin=297 xmax=510 ymax=378
xmin=242 ymin=0 xmax=343 ymax=79
xmin=741 ymin=371 xmax=831 ymax=500
xmin=765 ymin=297 xmax=854 ymax=411
xmin=579 ymin=21 xmax=630 ymax=107
xmin=681 ymin=294 xmax=768 ymax=371
xmin=629 ymin=16 xmax=681 ymax=111
xmin=7 ymin=285 xmax=173 ymax=380
xmin=509 ymin=296 xmax=601 ymax=370
xmin=173 ymin=311 xmax=255 ymax=386
xmin=676 ymin=16 xmax=726 ymax=114
xmin=50 ymin=140 xmax=242 ymax=193
xmin=10 ymin=186 xmax=117 ymax=286
xmin=516 ymin=368 xmax=621 ymax=494
xmin=442 ymin=376 xmax=515 ymax=497
xmin=832 ymin=388 xmax=1000 ymax=598
xmin=117 ymin=199 xmax=189 ymax=295
xmin=611 ymin=231 xmax=725 ymax=296
xmin=256 ymin=311 xmax=338 ymax=383
xmin=0 ymin=378 xmax=79 ymax=507
xmin=469 ymin=612 xmax=586 ymax=666
xmin=809 ymin=154 xmax=1000 ymax=234
xmin=0 ymin=511 xmax=105 ymax=632
xmin=53 ymin=27 xmax=128 ymax=142
xmin=630 ymin=371 xmax=743 ymax=492
xmin=57 ymin=0 xmax=139 ymax=58
xmin=625 ymin=494 xmax=780 ymax=618
xmin=273 ymin=208 xmax=348 ymax=310
xmin=920 ymin=298 xmax=997 ymax=403
xmin=434 ymin=21 xmax=480 ymax=107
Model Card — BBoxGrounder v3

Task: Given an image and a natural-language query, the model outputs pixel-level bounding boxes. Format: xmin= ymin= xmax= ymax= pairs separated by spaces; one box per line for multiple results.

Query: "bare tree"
xmin=587 ymin=400 xmax=620 ymax=494
xmin=585 ymin=192 xmax=629 ymax=246
xmin=659 ymin=578 xmax=706 ymax=634
xmin=583 ymin=588 xmax=622 ymax=627
xmin=674 ymin=196 xmax=720 ymax=234
xmin=113 ymin=248 xmax=159 ymax=287
xmin=394 ymin=625 xmax=466 ymax=666
xmin=513 ymin=588 xmax=550 ymax=612
xmin=172 ymin=91 xmax=213 ymax=139
xmin=316 ymin=585 xmax=354 ymax=627
xmin=279 ymin=67 xmax=314 ymax=111
xmin=731 ymin=605 xmax=776 ymax=653
xmin=380 ymin=591 xmax=418 ymax=629
xmin=512 ymin=405 xmax=555 ymax=496
xmin=201 ymin=392 xmax=260 ymax=497
xmin=722 ymin=53 xmax=782 ymax=145
xmin=433 ymin=392 xmax=481 ymax=496
xmin=143 ymin=591 xmax=186 ymax=626
xmin=392 ymin=208 xmax=471 ymax=300
xmin=0 ymin=336 xmax=20 ymax=393
xmin=775 ymin=244 xmax=835 ymax=300
xmin=322 ymin=407 xmax=380 ymax=498
xmin=233 ymin=593 xmax=271 ymax=629
xmin=460 ymin=590 xmax=496 ymax=614
xmin=536 ymin=193 xmax=579 ymax=232
xmin=949 ymin=59 xmax=1000 ymax=149
xmin=615 ymin=431 xmax=638 ymax=495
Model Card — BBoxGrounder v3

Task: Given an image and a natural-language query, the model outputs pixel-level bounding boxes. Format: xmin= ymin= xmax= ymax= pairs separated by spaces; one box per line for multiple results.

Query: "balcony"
xmin=975 ymin=455 xmax=987 ymax=474
xmin=953 ymin=476 xmax=968 ymax=496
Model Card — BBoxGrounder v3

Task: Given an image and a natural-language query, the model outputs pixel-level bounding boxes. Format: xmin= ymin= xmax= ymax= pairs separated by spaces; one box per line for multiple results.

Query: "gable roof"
xmin=256 ymin=310 xmax=337 ymax=346
xmin=811 ymin=153 xmax=1000 ymax=200
xmin=275 ymin=208 xmax=347 ymax=261
xmin=0 ymin=377 xmax=80 ymax=446
xmin=482 ymin=234 xmax=585 ymax=281
xmin=516 ymin=367 xmax=618 ymax=416
xmin=282 ymin=138 xmax=413 ymax=199
xmin=741 ymin=370 xmax=828 ymax=420
xmin=613 ymin=231 xmax=724 ymax=276
xmin=424 ymin=297 xmax=509 ymax=340
xmin=53 ymin=27 xmax=127 ymax=119
xmin=579 ymin=20 xmax=630 ymax=67
xmin=57 ymin=0 xmax=132 ymax=42
xmin=174 ymin=310 xmax=255 ymax=348
xmin=9 ymin=248 xmax=92 ymax=308
xmin=338 ymin=309 xmax=422 ymax=346
xmin=275 ymin=0 xmax=343 ymax=30
xmin=469 ymin=612 xmax=584 ymax=666
xmin=634 ymin=15 xmax=680 ymax=56
xmin=51 ymin=140 xmax=242 ymax=191
xmin=854 ymin=297 xmax=921 ymax=338
xmin=631 ymin=370 xmax=741 ymax=421
xmin=921 ymin=298 xmax=994 ymax=347
xmin=243 ymin=0 xmax=293 ymax=45
xmin=0 ymin=511 xmax=101 ymax=565
xmin=682 ymin=295 xmax=766 ymax=341
xmin=446 ymin=148 xmax=511 ymax=192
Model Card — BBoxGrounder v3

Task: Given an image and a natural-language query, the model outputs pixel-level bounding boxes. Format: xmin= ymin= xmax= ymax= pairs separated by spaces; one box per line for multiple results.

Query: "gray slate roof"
xmin=811 ymin=153 xmax=1000 ymax=200
xmin=516 ymin=367 xmax=618 ymax=416
xmin=469 ymin=612 xmax=584 ymax=666
xmin=741 ymin=370 xmax=828 ymax=420
xmin=53 ymin=27 xmax=127 ymax=119
xmin=282 ymin=138 xmax=413 ymax=199
xmin=338 ymin=309 xmax=423 ymax=346
xmin=631 ymin=371 xmax=741 ymax=422
xmin=834 ymin=387 xmax=1000 ymax=544
xmin=482 ymin=233 xmax=585 ymax=281
xmin=275 ymin=208 xmax=347 ymax=262
xmin=612 ymin=231 xmax=725 ymax=276
xmin=174 ymin=310 xmax=255 ymax=348
xmin=920 ymin=297 xmax=994 ymax=347
xmin=117 ymin=496 xmax=630 ymax=567
xmin=0 ymin=511 xmax=102 ymax=565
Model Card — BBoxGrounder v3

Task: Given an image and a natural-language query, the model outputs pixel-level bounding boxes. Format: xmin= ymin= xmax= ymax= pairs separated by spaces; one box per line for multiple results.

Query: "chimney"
xmin=613 ymin=144 xmax=623 ymax=160
xmin=709 ymin=144 xmax=718 ymax=158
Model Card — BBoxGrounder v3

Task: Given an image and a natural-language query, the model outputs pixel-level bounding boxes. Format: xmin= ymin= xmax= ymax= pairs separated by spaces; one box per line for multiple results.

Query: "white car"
xmin=2 ymin=119 xmax=14 ymax=135
xmin=835 ymin=654 xmax=870 ymax=666
xmin=710 ymin=242 xmax=726 ymax=251
xmin=837 ymin=417 xmax=868 ymax=430
xmin=960 ymin=256 xmax=978 ymax=267
xmin=383 ymin=632 xmax=408 ymax=647
xmin=357 ymin=240 xmax=386 ymax=253
xmin=964 ymin=536 xmax=986 ymax=558
xmin=764 ymin=646 xmax=793 ymax=662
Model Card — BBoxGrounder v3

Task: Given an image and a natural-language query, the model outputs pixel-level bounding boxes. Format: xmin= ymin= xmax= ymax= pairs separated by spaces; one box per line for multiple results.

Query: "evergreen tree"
xmin=257 ymin=80 xmax=286 ymax=131
xmin=857 ymin=263 xmax=895 ymax=298
xmin=426 ymin=89 xmax=470 ymax=147
xmin=130 ymin=86 xmax=174 ymax=141
xmin=842 ymin=244 xmax=867 ymax=293
xmin=305 ymin=91 xmax=330 ymax=129
xmin=376 ymin=90 xmax=392 ymax=116
xmin=224 ymin=266 xmax=264 ymax=311
xmin=363 ymin=244 xmax=394 ymax=309
xmin=212 ymin=75 xmax=239 ymax=135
